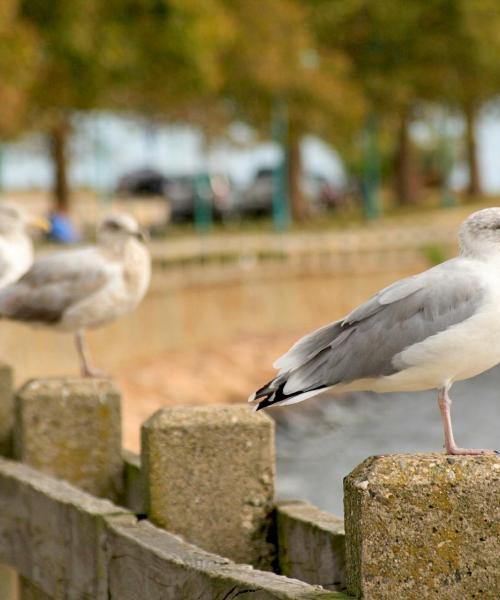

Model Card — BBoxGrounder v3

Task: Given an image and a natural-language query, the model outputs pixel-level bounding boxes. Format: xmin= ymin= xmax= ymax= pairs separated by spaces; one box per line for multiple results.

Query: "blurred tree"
xmin=0 ymin=0 xmax=37 ymax=137
xmin=102 ymin=0 xmax=231 ymax=115
xmin=445 ymin=1 xmax=500 ymax=198
xmin=18 ymin=0 xmax=110 ymax=211
xmin=18 ymin=0 xmax=231 ymax=211
xmin=310 ymin=1 xmax=459 ymax=205
xmin=218 ymin=0 xmax=365 ymax=221
xmin=312 ymin=0 xmax=500 ymax=203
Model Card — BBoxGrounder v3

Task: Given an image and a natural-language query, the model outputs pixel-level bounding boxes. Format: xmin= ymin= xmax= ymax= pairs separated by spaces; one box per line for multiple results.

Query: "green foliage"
xmin=0 ymin=0 xmax=37 ymax=136
xmin=101 ymin=0 xmax=231 ymax=116
xmin=3 ymin=0 xmax=500 ymax=211
xmin=420 ymin=243 xmax=449 ymax=266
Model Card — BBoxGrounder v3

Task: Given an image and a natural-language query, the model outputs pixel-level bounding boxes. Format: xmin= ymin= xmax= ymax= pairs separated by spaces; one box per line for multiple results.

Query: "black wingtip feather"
xmin=256 ymin=382 xmax=327 ymax=411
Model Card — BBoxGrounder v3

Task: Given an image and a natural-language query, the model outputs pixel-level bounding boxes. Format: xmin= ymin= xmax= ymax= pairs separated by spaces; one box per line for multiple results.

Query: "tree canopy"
xmin=3 ymin=0 xmax=500 ymax=215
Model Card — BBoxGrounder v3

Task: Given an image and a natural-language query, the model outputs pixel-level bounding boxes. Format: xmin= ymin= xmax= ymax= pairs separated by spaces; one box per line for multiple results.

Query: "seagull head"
xmin=459 ymin=207 xmax=500 ymax=259
xmin=0 ymin=203 xmax=49 ymax=236
xmin=97 ymin=213 xmax=148 ymax=246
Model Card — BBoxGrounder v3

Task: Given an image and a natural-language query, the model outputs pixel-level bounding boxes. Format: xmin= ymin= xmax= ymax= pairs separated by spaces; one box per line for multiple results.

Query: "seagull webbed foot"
xmin=81 ymin=365 xmax=109 ymax=379
xmin=445 ymin=445 xmax=497 ymax=456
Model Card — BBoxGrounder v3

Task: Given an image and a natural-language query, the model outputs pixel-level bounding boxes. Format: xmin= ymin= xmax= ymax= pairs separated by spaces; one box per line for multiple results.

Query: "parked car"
xmin=164 ymin=173 xmax=235 ymax=223
xmin=117 ymin=168 xmax=236 ymax=224
xmin=115 ymin=168 xmax=172 ymax=230
xmin=237 ymin=168 xmax=275 ymax=216
xmin=237 ymin=168 xmax=345 ymax=217
xmin=116 ymin=168 xmax=169 ymax=197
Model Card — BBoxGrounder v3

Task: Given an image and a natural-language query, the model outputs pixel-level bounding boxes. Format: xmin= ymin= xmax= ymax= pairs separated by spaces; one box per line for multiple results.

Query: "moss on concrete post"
xmin=344 ymin=454 xmax=500 ymax=599
xmin=14 ymin=378 xmax=123 ymax=501
xmin=0 ymin=363 xmax=13 ymax=457
xmin=142 ymin=405 xmax=275 ymax=569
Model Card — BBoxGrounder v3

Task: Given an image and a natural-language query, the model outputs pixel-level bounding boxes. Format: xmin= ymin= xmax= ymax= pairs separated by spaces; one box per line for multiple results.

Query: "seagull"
xmin=249 ymin=207 xmax=500 ymax=456
xmin=0 ymin=203 xmax=48 ymax=287
xmin=0 ymin=213 xmax=151 ymax=377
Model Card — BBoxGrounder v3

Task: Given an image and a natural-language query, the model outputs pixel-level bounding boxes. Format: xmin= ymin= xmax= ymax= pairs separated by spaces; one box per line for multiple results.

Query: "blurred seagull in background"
xmin=0 ymin=203 xmax=49 ymax=288
xmin=0 ymin=213 xmax=150 ymax=377
xmin=250 ymin=207 xmax=500 ymax=456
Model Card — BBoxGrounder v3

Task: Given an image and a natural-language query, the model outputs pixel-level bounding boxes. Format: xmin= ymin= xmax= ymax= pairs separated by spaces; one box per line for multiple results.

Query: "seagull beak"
xmin=27 ymin=215 xmax=51 ymax=232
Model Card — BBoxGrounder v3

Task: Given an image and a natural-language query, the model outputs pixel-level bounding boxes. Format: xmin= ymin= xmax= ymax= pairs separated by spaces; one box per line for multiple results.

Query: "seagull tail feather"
xmin=249 ymin=375 xmax=328 ymax=411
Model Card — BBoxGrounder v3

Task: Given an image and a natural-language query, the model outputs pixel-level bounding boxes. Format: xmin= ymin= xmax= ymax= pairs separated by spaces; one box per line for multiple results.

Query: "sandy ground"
xmin=115 ymin=331 xmax=299 ymax=452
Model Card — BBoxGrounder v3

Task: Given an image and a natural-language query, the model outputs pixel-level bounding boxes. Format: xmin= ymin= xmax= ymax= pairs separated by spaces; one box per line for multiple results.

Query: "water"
xmin=273 ymin=367 xmax=500 ymax=516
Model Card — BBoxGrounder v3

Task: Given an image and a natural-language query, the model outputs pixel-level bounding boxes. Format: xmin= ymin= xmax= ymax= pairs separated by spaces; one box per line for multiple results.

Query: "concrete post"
xmin=0 ymin=364 xmax=16 ymax=599
xmin=142 ymin=405 xmax=275 ymax=569
xmin=344 ymin=454 xmax=500 ymax=599
xmin=0 ymin=363 xmax=13 ymax=456
xmin=122 ymin=449 xmax=146 ymax=515
xmin=14 ymin=378 xmax=123 ymax=501
xmin=276 ymin=501 xmax=345 ymax=591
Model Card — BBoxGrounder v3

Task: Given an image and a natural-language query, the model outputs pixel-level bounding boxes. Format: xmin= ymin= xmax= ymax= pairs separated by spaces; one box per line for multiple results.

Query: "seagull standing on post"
xmin=250 ymin=207 xmax=500 ymax=456
xmin=0 ymin=213 xmax=151 ymax=377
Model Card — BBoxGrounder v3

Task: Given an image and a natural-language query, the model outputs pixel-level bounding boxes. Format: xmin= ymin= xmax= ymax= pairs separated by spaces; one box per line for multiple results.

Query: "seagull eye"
xmin=104 ymin=221 xmax=121 ymax=232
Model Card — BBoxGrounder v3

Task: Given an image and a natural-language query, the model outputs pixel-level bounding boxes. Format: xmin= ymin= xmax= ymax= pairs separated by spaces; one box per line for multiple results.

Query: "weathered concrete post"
xmin=0 ymin=364 xmax=16 ymax=600
xmin=276 ymin=500 xmax=345 ymax=591
xmin=0 ymin=363 xmax=14 ymax=456
xmin=344 ymin=454 xmax=500 ymax=599
xmin=142 ymin=405 xmax=275 ymax=569
xmin=14 ymin=378 xmax=123 ymax=501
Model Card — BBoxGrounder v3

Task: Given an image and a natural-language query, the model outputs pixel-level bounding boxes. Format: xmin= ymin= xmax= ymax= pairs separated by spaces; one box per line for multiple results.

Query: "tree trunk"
xmin=464 ymin=104 xmax=482 ymax=198
xmin=287 ymin=136 xmax=308 ymax=222
xmin=395 ymin=111 xmax=418 ymax=205
xmin=49 ymin=118 xmax=70 ymax=212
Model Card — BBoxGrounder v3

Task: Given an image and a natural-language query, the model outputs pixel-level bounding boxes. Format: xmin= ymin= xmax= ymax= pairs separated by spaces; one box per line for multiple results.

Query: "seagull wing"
xmin=0 ymin=247 xmax=114 ymax=324
xmin=0 ymin=254 xmax=15 ymax=288
xmin=254 ymin=258 xmax=486 ymax=408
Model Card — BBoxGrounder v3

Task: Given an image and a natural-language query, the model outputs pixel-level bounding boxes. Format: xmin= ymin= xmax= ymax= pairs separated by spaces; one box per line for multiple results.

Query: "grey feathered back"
xmin=0 ymin=248 xmax=110 ymax=324
xmin=278 ymin=258 xmax=484 ymax=395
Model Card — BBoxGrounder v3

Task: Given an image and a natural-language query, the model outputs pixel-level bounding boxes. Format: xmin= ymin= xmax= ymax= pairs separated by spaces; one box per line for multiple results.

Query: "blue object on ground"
xmin=49 ymin=213 xmax=80 ymax=244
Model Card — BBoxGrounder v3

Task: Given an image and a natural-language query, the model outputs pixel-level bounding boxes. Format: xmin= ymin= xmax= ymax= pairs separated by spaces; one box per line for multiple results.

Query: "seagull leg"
xmin=437 ymin=385 xmax=494 ymax=455
xmin=75 ymin=330 xmax=106 ymax=378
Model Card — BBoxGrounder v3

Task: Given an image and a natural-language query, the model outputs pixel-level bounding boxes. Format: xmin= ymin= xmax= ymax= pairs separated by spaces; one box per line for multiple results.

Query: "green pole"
xmin=194 ymin=172 xmax=213 ymax=233
xmin=362 ymin=115 xmax=381 ymax=220
xmin=94 ymin=116 xmax=111 ymax=205
xmin=439 ymin=112 xmax=456 ymax=208
xmin=271 ymin=100 xmax=290 ymax=231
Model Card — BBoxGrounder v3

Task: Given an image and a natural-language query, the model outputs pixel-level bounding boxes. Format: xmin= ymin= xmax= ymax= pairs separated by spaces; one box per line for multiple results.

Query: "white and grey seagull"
xmin=0 ymin=213 xmax=151 ymax=377
xmin=0 ymin=203 xmax=48 ymax=287
xmin=250 ymin=207 xmax=500 ymax=456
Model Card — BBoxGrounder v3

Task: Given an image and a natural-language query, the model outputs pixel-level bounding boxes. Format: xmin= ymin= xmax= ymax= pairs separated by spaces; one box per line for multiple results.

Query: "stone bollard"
xmin=0 ymin=363 xmax=14 ymax=457
xmin=142 ymin=405 xmax=275 ymax=569
xmin=344 ymin=454 xmax=500 ymax=599
xmin=276 ymin=501 xmax=345 ymax=591
xmin=0 ymin=366 xmax=15 ymax=600
xmin=14 ymin=378 xmax=123 ymax=501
